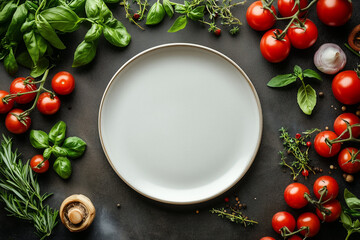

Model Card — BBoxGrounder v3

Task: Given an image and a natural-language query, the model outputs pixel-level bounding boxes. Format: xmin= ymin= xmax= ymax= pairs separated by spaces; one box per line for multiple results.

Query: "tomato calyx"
xmin=303 ymin=186 xmax=334 ymax=221
xmin=343 ymin=149 xmax=360 ymax=165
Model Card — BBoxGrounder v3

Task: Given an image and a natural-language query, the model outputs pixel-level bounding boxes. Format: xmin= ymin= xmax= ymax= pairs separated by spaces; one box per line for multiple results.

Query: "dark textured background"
xmin=0 ymin=1 xmax=359 ymax=239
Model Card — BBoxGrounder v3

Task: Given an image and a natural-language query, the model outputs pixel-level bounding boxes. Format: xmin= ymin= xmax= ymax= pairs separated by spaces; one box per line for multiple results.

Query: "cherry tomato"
xmin=272 ymin=211 xmax=296 ymax=234
xmin=317 ymin=0 xmax=352 ymax=26
xmin=287 ymin=19 xmax=318 ymax=49
xmin=301 ymin=169 xmax=309 ymax=177
xmin=246 ymin=1 xmax=277 ymax=31
xmin=133 ymin=13 xmax=140 ymax=20
xmin=288 ymin=236 xmax=302 ymax=240
xmin=37 ymin=92 xmax=61 ymax=115
xmin=306 ymin=141 xmax=311 ymax=147
xmin=333 ymin=113 xmax=360 ymax=139
xmin=260 ymin=29 xmax=291 ymax=63
xmin=297 ymin=212 xmax=320 ymax=237
xmin=0 ymin=90 xmax=14 ymax=114
xmin=5 ymin=109 xmax=31 ymax=134
xmin=30 ymin=155 xmax=49 ymax=173
xmin=313 ymin=175 xmax=339 ymax=201
xmin=9 ymin=77 xmax=37 ymax=104
xmin=51 ymin=71 xmax=75 ymax=95
xmin=332 ymin=70 xmax=360 ymax=105
xmin=338 ymin=147 xmax=360 ymax=174
xmin=277 ymin=0 xmax=308 ymax=17
xmin=284 ymin=183 xmax=309 ymax=209
xmin=314 ymin=131 xmax=341 ymax=158
xmin=260 ymin=237 xmax=276 ymax=240
xmin=316 ymin=199 xmax=342 ymax=222
xmin=214 ymin=29 xmax=221 ymax=36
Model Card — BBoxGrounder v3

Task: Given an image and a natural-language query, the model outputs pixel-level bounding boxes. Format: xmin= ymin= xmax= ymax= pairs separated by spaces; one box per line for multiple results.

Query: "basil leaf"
xmin=36 ymin=14 xmax=66 ymax=50
xmin=20 ymin=18 xmax=35 ymax=33
xmin=43 ymin=147 xmax=52 ymax=160
xmin=62 ymin=137 xmax=86 ymax=159
xmin=187 ymin=6 xmax=204 ymax=21
xmin=303 ymin=69 xmax=322 ymax=81
xmin=30 ymin=130 xmax=50 ymax=149
xmin=0 ymin=1 xmax=17 ymax=23
xmin=53 ymin=146 xmax=68 ymax=157
xmin=23 ymin=30 xmax=39 ymax=66
xmin=4 ymin=48 xmax=18 ymax=76
xmin=174 ymin=4 xmax=186 ymax=14
xmin=168 ymin=15 xmax=187 ymax=33
xmin=84 ymin=23 xmax=103 ymax=42
xmin=85 ymin=0 xmax=112 ymax=22
xmin=16 ymin=51 xmax=33 ymax=69
xmin=49 ymin=121 xmax=67 ymax=145
xmin=103 ymin=20 xmax=131 ymax=47
xmin=293 ymin=65 xmax=303 ymax=78
xmin=68 ymin=0 xmax=86 ymax=13
xmin=5 ymin=4 xmax=28 ymax=42
xmin=36 ymin=34 xmax=47 ymax=58
xmin=72 ymin=40 xmax=97 ymax=67
xmin=53 ymin=157 xmax=72 ymax=179
xmin=163 ymin=0 xmax=174 ymax=18
xmin=40 ymin=5 xmax=82 ymax=32
xmin=297 ymin=84 xmax=316 ymax=115
xmin=25 ymin=1 xmax=39 ymax=13
xmin=30 ymin=57 xmax=49 ymax=78
xmin=340 ymin=211 xmax=353 ymax=230
xmin=267 ymin=74 xmax=297 ymax=87
xmin=146 ymin=1 xmax=165 ymax=25
xmin=345 ymin=188 xmax=360 ymax=210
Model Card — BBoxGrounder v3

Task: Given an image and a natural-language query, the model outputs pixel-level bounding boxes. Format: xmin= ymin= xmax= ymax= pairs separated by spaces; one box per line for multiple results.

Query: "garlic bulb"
xmin=314 ymin=43 xmax=346 ymax=75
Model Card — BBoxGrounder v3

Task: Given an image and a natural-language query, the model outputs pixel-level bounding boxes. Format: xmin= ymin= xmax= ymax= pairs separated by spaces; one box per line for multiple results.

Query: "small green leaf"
xmin=30 ymin=57 xmax=49 ymax=78
xmin=36 ymin=14 xmax=66 ymax=50
xmin=62 ymin=137 xmax=86 ymax=159
xmin=53 ymin=157 xmax=72 ymax=179
xmin=293 ymin=65 xmax=303 ymax=78
xmin=0 ymin=1 xmax=17 ymax=23
xmin=267 ymin=74 xmax=297 ymax=87
xmin=168 ymin=15 xmax=187 ymax=33
xmin=4 ymin=48 xmax=18 ymax=76
xmin=16 ymin=51 xmax=33 ymax=69
xmin=103 ymin=19 xmax=131 ymax=47
xmin=340 ymin=211 xmax=353 ymax=230
xmin=53 ymin=146 xmax=68 ymax=157
xmin=146 ymin=2 xmax=166 ymax=25
xmin=163 ymin=0 xmax=174 ymax=17
xmin=30 ymin=130 xmax=49 ymax=149
xmin=187 ymin=6 xmax=204 ymax=21
xmin=174 ymin=4 xmax=186 ymax=14
xmin=40 ymin=5 xmax=82 ymax=32
xmin=5 ymin=3 xmax=28 ymax=42
xmin=297 ymin=84 xmax=316 ymax=115
xmin=344 ymin=188 xmax=360 ymax=210
xmin=43 ymin=147 xmax=52 ymax=160
xmin=303 ymin=69 xmax=322 ymax=81
xmin=49 ymin=121 xmax=67 ymax=145
xmin=72 ymin=40 xmax=97 ymax=67
xmin=84 ymin=23 xmax=103 ymax=42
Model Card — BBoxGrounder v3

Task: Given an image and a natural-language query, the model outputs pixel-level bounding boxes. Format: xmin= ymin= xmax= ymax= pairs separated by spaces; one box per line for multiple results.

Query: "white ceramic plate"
xmin=98 ymin=43 xmax=262 ymax=204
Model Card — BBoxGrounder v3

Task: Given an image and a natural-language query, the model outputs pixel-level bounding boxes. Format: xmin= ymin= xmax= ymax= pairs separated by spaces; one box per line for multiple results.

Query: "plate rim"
xmin=98 ymin=43 xmax=263 ymax=205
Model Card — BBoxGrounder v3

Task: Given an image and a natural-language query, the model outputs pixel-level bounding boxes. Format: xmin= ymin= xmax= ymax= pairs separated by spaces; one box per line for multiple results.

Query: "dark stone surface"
xmin=0 ymin=1 xmax=359 ymax=239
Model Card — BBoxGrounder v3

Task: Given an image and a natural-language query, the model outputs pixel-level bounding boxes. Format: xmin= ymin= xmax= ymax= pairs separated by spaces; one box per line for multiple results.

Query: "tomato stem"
xmin=326 ymin=123 xmax=360 ymax=148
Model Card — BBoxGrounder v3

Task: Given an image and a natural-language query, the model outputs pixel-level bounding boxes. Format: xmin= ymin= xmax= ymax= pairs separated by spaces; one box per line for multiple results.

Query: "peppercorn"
xmin=341 ymin=106 xmax=346 ymax=111
xmin=319 ymin=91 xmax=324 ymax=97
xmin=345 ymin=174 xmax=354 ymax=183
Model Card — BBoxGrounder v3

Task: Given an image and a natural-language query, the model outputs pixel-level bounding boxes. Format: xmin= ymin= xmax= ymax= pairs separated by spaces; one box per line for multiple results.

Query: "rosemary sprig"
xmin=279 ymin=127 xmax=320 ymax=181
xmin=210 ymin=207 xmax=258 ymax=227
xmin=0 ymin=135 xmax=58 ymax=240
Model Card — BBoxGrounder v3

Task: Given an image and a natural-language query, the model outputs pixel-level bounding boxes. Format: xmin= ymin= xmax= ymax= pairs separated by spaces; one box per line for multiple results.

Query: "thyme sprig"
xmin=279 ymin=127 xmax=320 ymax=181
xmin=0 ymin=136 xmax=58 ymax=240
xmin=121 ymin=0 xmax=149 ymax=30
xmin=210 ymin=207 xmax=258 ymax=227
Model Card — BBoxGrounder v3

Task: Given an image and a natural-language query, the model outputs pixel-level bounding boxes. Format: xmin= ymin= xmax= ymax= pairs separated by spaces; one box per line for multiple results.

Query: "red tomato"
xmin=338 ymin=147 xmax=360 ymax=174
xmin=30 ymin=155 xmax=49 ymax=173
xmin=333 ymin=113 xmax=360 ymax=139
xmin=317 ymin=0 xmax=352 ymax=26
xmin=51 ymin=71 xmax=75 ymax=95
xmin=287 ymin=19 xmax=318 ymax=49
xmin=260 ymin=237 xmax=276 ymax=240
xmin=332 ymin=70 xmax=360 ymax=105
xmin=288 ymin=236 xmax=302 ymax=240
xmin=278 ymin=0 xmax=308 ymax=17
xmin=297 ymin=212 xmax=320 ymax=237
xmin=313 ymin=175 xmax=339 ymax=201
xmin=9 ymin=77 xmax=37 ymax=104
xmin=272 ymin=211 xmax=296 ymax=234
xmin=284 ymin=183 xmax=309 ymax=209
xmin=316 ymin=199 xmax=342 ymax=222
xmin=246 ymin=1 xmax=276 ymax=31
xmin=5 ymin=109 xmax=31 ymax=134
xmin=314 ymin=131 xmax=341 ymax=158
xmin=260 ymin=29 xmax=291 ymax=63
xmin=0 ymin=90 xmax=14 ymax=114
xmin=37 ymin=92 xmax=61 ymax=115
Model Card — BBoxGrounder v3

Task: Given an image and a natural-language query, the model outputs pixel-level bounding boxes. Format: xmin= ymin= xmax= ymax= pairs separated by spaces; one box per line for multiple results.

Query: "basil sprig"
xmin=267 ymin=65 xmax=322 ymax=115
xmin=341 ymin=189 xmax=360 ymax=240
xmin=29 ymin=121 xmax=87 ymax=179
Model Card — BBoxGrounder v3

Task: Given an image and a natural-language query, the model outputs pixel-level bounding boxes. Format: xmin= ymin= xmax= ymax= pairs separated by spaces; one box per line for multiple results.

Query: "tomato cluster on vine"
xmin=261 ymin=175 xmax=341 ymax=239
xmin=246 ymin=0 xmax=353 ymax=63
xmin=0 ymin=71 xmax=75 ymax=134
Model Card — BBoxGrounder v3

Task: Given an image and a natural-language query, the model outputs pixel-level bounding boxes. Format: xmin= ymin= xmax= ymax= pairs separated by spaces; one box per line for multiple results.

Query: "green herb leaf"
xmin=303 ymin=69 xmax=322 ymax=81
xmin=53 ymin=146 xmax=69 ymax=157
xmin=4 ymin=48 xmax=18 ymax=76
xmin=168 ymin=15 xmax=187 ymax=33
xmin=345 ymin=188 xmax=360 ymax=211
xmin=293 ymin=65 xmax=303 ymax=79
xmin=30 ymin=130 xmax=50 ymax=149
xmin=30 ymin=57 xmax=49 ymax=78
xmin=163 ymin=0 xmax=174 ymax=18
xmin=187 ymin=6 xmax=204 ymax=21
xmin=174 ymin=4 xmax=186 ymax=14
xmin=5 ymin=4 xmax=28 ymax=42
xmin=36 ymin=14 xmax=66 ymax=50
xmin=62 ymin=137 xmax=86 ymax=159
xmin=103 ymin=19 xmax=131 ymax=47
xmin=72 ymin=40 xmax=97 ymax=67
xmin=0 ymin=1 xmax=17 ymax=23
xmin=53 ymin=157 xmax=72 ymax=179
xmin=267 ymin=74 xmax=297 ymax=87
xmin=23 ymin=30 xmax=39 ymax=65
xmin=297 ymin=84 xmax=316 ymax=115
xmin=84 ymin=23 xmax=103 ymax=42
xmin=49 ymin=121 xmax=67 ymax=145
xmin=40 ymin=5 xmax=82 ymax=33
xmin=43 ymin=147 xmax=52 ymax=160
xmin=68 ymin=0 xmax=87 ymax=13
xmin=85 ymin=0 xmax=112 ymax=22
xmin=16 ymin=51 xmax=33 ymax=69
xmin=340 ymin=211 xmax=353 ymax=230
xmin=146 ymin=1 xmax=166 ymax=25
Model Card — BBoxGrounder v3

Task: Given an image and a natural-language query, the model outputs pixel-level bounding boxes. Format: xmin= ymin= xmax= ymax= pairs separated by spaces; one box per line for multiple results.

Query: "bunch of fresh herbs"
xmin=341 ymin=189 xmax=360 ymax=240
